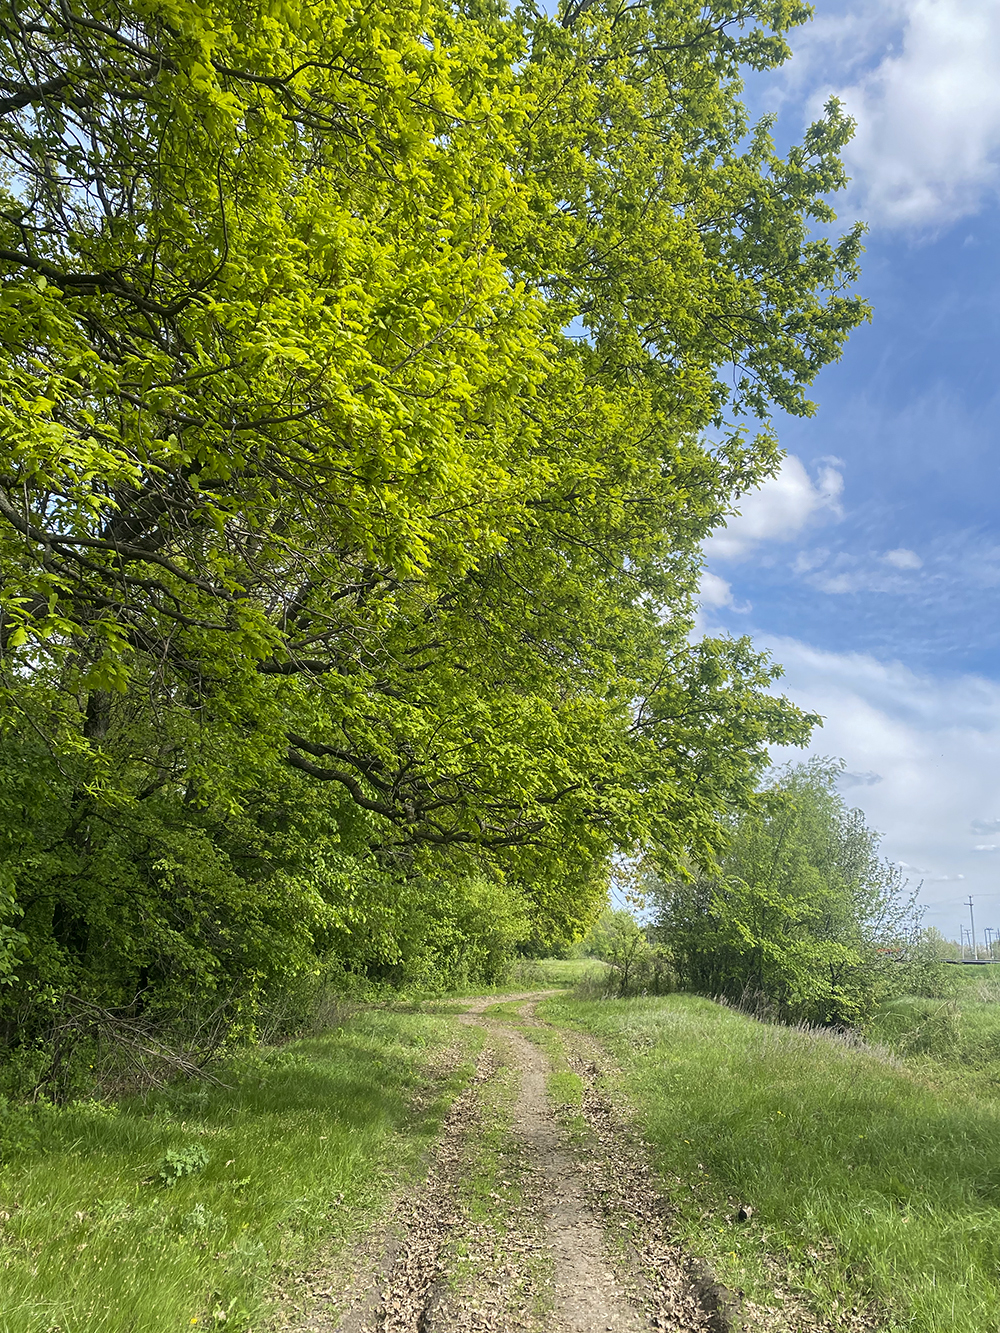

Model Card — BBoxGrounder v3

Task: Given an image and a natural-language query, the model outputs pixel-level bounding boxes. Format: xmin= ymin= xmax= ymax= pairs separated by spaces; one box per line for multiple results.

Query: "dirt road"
xmin=500 ymin=1017 xmax=647 ymax=1333
xmin=277 ymin=993 xmax=733 ymax=1333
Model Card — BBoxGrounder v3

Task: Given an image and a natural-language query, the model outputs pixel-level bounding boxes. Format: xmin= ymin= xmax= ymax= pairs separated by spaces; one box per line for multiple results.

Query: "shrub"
xmin=650 ymin=760 xmax=922 ymax=1027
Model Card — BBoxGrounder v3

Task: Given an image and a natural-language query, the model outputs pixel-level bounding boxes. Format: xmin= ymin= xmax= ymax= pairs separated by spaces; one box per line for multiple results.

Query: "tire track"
xmin=275 ymin=991 xmax=736 ymax=1333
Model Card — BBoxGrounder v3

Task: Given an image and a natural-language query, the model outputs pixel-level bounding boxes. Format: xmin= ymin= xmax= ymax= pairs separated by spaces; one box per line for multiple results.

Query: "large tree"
xmin=650 ymin=760 xmax=922 ymax=1026
xmin=0 ymin=0 xmax=865 ymax=1025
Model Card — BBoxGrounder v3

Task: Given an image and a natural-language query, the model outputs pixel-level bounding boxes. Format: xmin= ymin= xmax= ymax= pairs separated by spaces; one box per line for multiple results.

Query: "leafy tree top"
xmin=0 ymin=0 xmax=860 ymax=908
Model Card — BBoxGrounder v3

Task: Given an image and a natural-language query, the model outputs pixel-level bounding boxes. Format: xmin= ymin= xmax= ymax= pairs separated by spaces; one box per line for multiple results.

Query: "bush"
xmin=581 ymin=910 xmax=677 ymax=998
xmin=649 ymin=759 xmax=922 ymax=1027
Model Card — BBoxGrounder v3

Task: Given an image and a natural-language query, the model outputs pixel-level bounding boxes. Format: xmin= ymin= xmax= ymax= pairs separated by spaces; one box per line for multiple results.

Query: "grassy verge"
xmin=0 ymin=1009 xmax=477 ymax=1333
xmin=542 ymin=992 xmax=1000 ymax=1332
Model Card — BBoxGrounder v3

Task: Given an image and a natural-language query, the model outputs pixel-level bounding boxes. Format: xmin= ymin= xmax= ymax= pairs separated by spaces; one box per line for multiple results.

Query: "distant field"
xmin=512 ymin=957 xmax=609 ymax=989
xmin=544 ymin=990 xmax=1000 ymax=1332
xmin=871 ymin=967 xmax=1000 ymax=1067
xmin=414 ymin=956 xmax=609 ymax=1003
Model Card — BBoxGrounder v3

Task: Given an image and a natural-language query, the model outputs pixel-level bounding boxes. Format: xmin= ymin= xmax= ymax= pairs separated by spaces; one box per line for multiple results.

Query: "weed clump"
xmin=157 ymin=1142 xmax=210 ymax=1187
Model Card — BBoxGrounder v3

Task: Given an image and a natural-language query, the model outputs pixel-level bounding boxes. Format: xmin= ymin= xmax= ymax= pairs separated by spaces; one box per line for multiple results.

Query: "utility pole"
xmin=961 ymin=926 xmax=968 ymax=960
xmin=968 ymin=896 xmax=978 ymax=959
xmin=987 ymin=927 xmax=994 ymax=958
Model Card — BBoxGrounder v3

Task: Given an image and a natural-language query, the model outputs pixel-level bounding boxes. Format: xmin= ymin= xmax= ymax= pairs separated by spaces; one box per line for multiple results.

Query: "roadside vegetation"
xmin=0 ymin=1009 xmax=478 ymax=1333
xmin=545 ymin=972 xmax=1000 ymax=1333
xmin=0 ymin=0 xmax=863 ymax=1093
xmin=646 ymin=758 xmax=930 ymax=1027
xmin=6 ymin=2 xmax=994 ymax=1328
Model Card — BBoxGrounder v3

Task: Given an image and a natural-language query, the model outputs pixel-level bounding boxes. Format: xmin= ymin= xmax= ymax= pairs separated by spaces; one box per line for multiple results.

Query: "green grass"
xmin=542 ymin=992 xmax=1000 ymax=1332
xmin=545 ymin=1069 xmax=583 ymax=1118
xmin=0 ymin=1009 xmax=477 ymax=1333
xmin=457 ymin=1058 xmax=526 ymax=1228
xmin=516 ymin=958 xmax=608 ymax=989
xmin=394 ymin=957 xmax=604 ymax=1010
xmin=870 ymin=978 xmax=1000 ymax=1071
xmin=448 ymin=1046 xmax=552 ymax=1323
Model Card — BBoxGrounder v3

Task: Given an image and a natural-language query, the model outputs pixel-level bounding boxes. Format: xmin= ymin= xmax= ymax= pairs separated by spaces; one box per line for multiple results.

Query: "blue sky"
xmin=698 ymin=0 xmax=1000 ymax=940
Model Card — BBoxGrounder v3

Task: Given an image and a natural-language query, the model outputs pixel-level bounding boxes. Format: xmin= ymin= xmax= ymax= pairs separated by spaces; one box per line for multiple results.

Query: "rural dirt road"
xmin=278 ymin=992 xmax=735 ymax=1333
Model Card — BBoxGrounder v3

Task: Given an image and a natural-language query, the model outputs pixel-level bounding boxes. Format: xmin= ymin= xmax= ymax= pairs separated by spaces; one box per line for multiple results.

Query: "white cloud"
xmin=974 ymin=845 xmax=999 ymax=853
xmin=698 ymin=570 xmax=735 ymax=609
xmin=814 ymin=572 xmax=860 ymax=595
xmin=972 ymin=818 xmax=1000 ymax=834
xmin=705 ymin=457 xmax=843 ymax=562
xmin=793 ymin=548 xmax=830 ymax=575
xmin=796 ymin=0 xmax=1000 ymax=229
xmin=764 ymin=634 xmax=1000 ymax=935
xmin=803 ymin=546 xmax=929 ymax=595
xmin=840 ymin=769 xmax=882 ymax=786
xmin=884 ymin=548 xmax=922 ymax=570
xmin=896 ymin=861 xmax=965 ymax=882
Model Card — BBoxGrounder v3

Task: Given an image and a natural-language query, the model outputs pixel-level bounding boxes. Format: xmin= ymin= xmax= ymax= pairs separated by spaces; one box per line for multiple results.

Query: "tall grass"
xmin=870 ymin=990 xmax=1000 ymax=1069
xmin=544 ymin=993 xmax=1000 ymax=1331
xmin=509 ymin=957 xmax=608 ymax=990
xmin=0 ymin=1010 xmax=477 ymax=1333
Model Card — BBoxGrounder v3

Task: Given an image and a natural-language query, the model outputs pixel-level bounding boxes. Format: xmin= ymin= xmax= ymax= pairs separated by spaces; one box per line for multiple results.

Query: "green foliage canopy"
xmin=651 ymin=759 xmax=923 ymax=1025
xmin=0 ymin=0 xmax=867 ymax=1038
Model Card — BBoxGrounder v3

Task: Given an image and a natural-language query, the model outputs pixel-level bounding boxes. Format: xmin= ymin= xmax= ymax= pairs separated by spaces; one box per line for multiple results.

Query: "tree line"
xmin=0 ymin=0 xmax=869 ymax=1094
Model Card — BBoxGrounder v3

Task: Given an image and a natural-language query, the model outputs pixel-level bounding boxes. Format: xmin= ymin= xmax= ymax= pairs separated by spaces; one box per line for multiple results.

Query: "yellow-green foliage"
xmin=0 ymin=0 xmax=866 ymax=1046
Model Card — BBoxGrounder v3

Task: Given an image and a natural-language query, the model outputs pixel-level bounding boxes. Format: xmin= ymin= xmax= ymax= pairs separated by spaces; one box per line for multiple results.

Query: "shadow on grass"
xmin=0 ymin=1007 xmax=473 ymax=1333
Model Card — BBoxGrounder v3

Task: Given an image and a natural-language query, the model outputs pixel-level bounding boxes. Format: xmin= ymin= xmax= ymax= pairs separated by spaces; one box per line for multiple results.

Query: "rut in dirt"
xmin=370 ymin=994 xmax=715 ymax=1333
xmin=275 ymin=993 xmax=728 ymax=1333
xmin=497 ymin=1020 xmax=650 ymax=1333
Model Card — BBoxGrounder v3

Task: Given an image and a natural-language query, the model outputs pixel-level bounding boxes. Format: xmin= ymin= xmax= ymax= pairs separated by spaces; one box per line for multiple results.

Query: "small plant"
xmin=179 ymin=1202 xmax=221 ymax=1232
xmin=157 ymin=1142 xmax=210 ymax=1187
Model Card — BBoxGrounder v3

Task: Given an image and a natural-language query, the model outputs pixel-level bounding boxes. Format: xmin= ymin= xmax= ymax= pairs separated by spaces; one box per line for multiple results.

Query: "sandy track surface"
xmin=498 ymin=1020 xmax=650 ymax=1333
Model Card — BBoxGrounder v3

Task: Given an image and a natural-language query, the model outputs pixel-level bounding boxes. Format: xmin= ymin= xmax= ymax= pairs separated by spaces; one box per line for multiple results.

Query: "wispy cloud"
xmin=799 ymin=544 xmax=928 ymax=595
xmin=705 ymin=457 xmax=843 ymax=562
xmin=884 ymin=548 xmax=922 ymax=570
xmin=811 ymin=567 xmax=922 ymax=595
xmin=760 ymin=634 xmax=1000 ymax=932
